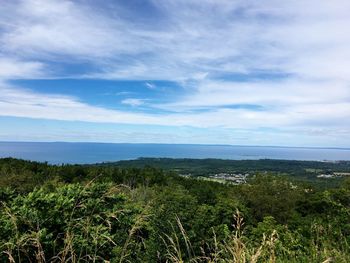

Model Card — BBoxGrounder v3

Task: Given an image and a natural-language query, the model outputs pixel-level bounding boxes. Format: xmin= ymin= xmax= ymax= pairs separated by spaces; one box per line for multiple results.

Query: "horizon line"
xmin=1 ymin=140 xmax=350 ymax=151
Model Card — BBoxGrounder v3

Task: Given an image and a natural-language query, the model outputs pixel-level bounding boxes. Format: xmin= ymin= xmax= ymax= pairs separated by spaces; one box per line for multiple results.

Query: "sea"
xmin=0 ymin=142 xmax=349 ymax=164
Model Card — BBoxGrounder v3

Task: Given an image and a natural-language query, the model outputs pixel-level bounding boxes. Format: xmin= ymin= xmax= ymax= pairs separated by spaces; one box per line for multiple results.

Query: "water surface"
xmin=0 ymin=142 xmax=349 ymax=164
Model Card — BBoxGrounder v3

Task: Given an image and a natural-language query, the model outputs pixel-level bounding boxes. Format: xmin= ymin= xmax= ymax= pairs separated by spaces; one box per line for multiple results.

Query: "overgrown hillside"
xmin=0 ymin=158 xmax=349 ymax=262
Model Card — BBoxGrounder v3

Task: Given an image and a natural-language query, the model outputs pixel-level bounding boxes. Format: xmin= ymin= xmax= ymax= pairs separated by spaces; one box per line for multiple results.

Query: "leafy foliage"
xmin=0 ymin=158 xmax=350 ymax=262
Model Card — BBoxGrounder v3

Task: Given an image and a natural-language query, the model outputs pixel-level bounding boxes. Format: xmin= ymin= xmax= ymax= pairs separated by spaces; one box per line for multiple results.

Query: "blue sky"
xmin=0 ymin=0 xmax=350 ymax=147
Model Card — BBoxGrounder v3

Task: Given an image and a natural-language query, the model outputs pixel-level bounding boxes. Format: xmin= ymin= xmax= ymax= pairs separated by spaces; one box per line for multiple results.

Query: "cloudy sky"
xmin=0 ymin=0 xmax=350 ymax=147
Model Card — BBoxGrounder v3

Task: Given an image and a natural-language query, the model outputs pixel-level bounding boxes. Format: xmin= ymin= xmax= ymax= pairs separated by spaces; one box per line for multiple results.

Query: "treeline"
xmin=110 ymin=157 xmax=350 ymax=177
xmin=0 ymin=158 xmax=350 ymax=262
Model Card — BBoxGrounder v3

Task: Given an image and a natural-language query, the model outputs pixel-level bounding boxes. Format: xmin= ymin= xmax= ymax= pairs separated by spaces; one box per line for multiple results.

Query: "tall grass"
xmin=0 ymin=182 xmax=149 ymax=262
xmin=162 ymin=210 xmax=280 ymax=263
xmin=1 ymin=184 xmax=350 ymax=262
xmin=162 ymin=210 xmax=350 ymax=263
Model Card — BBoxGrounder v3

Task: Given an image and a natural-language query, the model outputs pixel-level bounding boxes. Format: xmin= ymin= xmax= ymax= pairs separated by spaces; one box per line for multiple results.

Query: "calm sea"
xmin=0 ymin=142 xmax=349 ymax=164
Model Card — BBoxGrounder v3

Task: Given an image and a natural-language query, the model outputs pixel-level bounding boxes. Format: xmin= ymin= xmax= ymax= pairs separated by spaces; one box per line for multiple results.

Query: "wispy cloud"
xmin=2 ymin=0 xmax=350 ymax=81
xmin=145 ymin=82 xmax=156 ymax=89
xmin=1 ymin=83 xmax=349 ymax=130
xmin=0 ymin=58 xmax=45 ymax=79
xmin=121 ymin=98 xmax=146 ymax=107
xmin=0 ymin=0 xmax=350 ymax=145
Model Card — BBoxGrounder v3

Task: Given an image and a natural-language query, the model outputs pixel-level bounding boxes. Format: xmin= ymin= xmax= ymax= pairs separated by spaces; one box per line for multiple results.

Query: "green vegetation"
xmin=111 ymin=157 xmax=350 ymax=179
xmin=1 ymin=157 xmax=350 ymax=262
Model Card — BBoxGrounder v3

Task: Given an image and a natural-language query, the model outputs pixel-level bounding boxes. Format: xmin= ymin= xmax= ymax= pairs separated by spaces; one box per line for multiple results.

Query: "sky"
xmin=0 ymin=0 xmax=350 ymax=147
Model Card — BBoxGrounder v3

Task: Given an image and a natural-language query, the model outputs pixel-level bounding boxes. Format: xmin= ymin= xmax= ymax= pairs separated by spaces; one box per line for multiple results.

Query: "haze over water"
xmin=0 ymin=142 xmax=349 ymax=164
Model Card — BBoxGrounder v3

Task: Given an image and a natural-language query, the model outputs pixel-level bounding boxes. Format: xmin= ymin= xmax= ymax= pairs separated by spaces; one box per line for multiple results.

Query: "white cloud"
xmin=0 ymin=58 xmax=46 ymax=79
xmin=0 ymin=0 xmax=350 ymax=145
xmin=1 ymin=84 xmax=349 ymax=131
xmin=0 ymin=84 xmax=157 ymax=125
xmin=145 ymin=82 xmax=156 ymax=89
xmin=1 ymin=0 xmax=132 ymax=59
xmin=0 ymin=83 xmax=350 ymax=146
xmin=121 ymin=98 xmax=146 ymax=107
xmin=2 ymin=0 xmax=350 ymax=82
xmin=158 ymin=78 xmax=350 ymax=111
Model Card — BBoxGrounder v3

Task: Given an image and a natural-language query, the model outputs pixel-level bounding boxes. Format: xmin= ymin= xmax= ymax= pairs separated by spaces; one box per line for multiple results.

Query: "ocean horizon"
xmin=1 ymin=141 xmax=350 ymax=164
